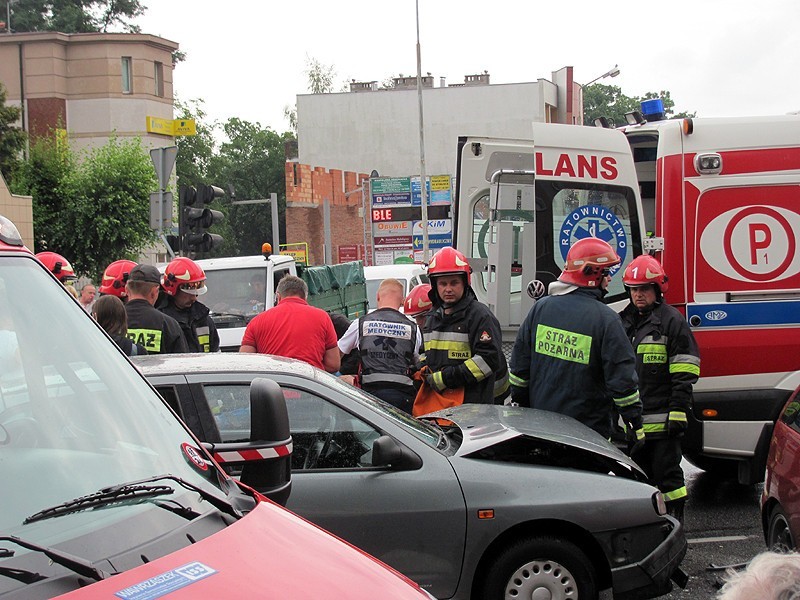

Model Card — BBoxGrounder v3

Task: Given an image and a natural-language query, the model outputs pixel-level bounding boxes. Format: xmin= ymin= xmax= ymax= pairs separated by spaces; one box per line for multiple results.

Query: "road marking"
xmin=688 ymin=535 xmax=753 ymax=544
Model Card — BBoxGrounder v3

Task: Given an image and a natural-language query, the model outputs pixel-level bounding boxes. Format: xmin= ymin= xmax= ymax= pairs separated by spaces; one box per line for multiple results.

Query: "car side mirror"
xmin=371 ymin=435 xmax=422 ymax=470
xmin=202 ymin=377 xmax=293 ymax=506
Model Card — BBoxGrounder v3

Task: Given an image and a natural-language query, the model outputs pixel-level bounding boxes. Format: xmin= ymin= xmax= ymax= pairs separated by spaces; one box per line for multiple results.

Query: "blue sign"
xmin=411 ymin=179 xmax=451 ymax=206
xmin=558 ymin=204 xmax=629 ymax=274
xmin=413 ymin=233 xmax=452 ymax=249
xmin=115 ymin=562 xmax=217 ymax=600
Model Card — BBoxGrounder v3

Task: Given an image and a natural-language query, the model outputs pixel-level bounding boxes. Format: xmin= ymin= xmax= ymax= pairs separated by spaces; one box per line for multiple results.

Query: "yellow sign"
xmin=280 ymin=243 xmax=309 ymax=266
xmin=280 ymin=249 xmax=308 ymax=265
xmin=173 ymin=119 xmax=197 ymax=136
xmin=430 ymin=175 xmax=451 ymax=191
xmin=145 ymin=117 xmax=197 ymax=137
xmin=146 ymin=116 xmax=174 ymax=136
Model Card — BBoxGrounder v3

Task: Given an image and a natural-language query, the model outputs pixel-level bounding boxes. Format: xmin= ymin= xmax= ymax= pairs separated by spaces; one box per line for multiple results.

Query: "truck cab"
xmin=192 ymin=253 xmax=297 ymax=351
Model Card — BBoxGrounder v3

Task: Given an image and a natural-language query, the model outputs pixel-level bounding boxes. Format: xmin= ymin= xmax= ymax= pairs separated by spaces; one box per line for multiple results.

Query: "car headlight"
xmin=653 ymin=491 xmax=667 ymax=516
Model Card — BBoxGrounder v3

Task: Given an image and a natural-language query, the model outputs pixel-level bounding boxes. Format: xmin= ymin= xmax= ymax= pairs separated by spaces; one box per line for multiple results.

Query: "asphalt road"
xmin=662 ymin=461 xmax=766 ymax=599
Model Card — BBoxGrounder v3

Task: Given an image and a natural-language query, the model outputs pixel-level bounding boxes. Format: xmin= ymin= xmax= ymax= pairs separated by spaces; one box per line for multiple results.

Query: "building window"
xmin=154 ymin=61 xmax=164 ymax=97
xmin=121 ymin=57 xmax=132 ymax=93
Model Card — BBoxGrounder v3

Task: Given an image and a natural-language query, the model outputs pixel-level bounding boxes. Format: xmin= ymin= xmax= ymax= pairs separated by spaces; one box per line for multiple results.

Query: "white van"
xmin=364 ymin=264 xmax=429 ymax=312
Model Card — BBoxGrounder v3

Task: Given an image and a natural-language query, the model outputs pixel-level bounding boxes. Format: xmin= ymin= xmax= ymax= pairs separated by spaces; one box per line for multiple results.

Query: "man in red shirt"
xmin=239 ymin=275 xmax=340 ymax=372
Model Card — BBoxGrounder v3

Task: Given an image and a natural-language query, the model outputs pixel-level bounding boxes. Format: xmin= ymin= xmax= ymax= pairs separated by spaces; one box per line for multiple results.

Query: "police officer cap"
xmin=128 ymin=264 xmax=161 ymax=284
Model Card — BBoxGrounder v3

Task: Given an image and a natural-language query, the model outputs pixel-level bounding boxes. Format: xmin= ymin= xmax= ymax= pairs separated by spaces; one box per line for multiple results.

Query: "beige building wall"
xmin=0 ymin=31 xmax=178 ymax=147
xmin=0 ymin=32 xmax=179 ymax=259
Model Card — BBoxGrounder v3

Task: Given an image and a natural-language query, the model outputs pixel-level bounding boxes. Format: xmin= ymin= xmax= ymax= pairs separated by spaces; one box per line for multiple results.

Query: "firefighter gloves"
xmin=425 ymin=370 xmax=447 ymax=392
xmin=667 ymin=410 xmax=688 ymax=437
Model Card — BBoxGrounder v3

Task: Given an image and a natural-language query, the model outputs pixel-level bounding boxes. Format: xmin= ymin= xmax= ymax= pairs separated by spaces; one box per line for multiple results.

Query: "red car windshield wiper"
xmin=23 ymin=484 xmax=174 ymax=524
xmin=24 ymin=474 xmax=241 ymax=525
xmin=0 ymin=536 xmax=109 ymax=581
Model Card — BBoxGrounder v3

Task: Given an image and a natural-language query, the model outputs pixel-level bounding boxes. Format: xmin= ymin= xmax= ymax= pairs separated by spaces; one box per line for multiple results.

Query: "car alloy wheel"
xmin=768 ymin=506 xmax=796 ymax=551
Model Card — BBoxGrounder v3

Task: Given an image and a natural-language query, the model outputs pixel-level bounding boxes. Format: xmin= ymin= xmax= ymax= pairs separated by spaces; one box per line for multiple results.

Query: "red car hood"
xmin=56 ymin=501 xmax=427 ymax=599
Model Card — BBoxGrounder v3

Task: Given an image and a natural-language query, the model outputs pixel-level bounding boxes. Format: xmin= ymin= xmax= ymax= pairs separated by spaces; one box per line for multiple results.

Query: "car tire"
xmin=480 ymin=535 xmax=597 ymax=600
xmin=768 ymin=506 xmax=796 ymax=551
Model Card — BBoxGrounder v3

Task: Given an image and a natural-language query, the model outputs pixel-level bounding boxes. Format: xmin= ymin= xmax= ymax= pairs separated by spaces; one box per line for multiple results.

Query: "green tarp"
xmin=299 ymin=261 xmax=368 ymax=319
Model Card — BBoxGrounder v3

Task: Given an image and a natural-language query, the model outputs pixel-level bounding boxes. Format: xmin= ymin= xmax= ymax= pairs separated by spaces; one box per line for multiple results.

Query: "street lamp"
xmin=578 ymin=65 xmax=620 ymax=126
xmin=582 ymin=64 xmax=620 ymax=87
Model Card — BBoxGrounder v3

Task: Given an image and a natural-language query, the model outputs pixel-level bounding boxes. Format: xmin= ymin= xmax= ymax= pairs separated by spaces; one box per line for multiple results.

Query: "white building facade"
xmin=297 ymin=67 xmax=581 ymax=177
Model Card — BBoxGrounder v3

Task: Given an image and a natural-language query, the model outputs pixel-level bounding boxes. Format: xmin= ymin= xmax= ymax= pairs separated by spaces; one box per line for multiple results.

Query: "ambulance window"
xmin=548 ymin=182 xmax=641 ymax=303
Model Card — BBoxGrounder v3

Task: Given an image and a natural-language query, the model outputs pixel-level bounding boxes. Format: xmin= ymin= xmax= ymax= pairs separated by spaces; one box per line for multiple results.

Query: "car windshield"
xmin=312 ymin=370 xmax=448 ymax=450
xmin=0 ymin=255 xmax=228 ymax=544
xmin=203 ymin=267 xmax=268 ymax=320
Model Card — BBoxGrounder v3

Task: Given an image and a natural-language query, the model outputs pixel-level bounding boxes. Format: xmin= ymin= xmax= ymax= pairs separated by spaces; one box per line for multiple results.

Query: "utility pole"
xmin=415 ymin=0 xmax=429 ymax=261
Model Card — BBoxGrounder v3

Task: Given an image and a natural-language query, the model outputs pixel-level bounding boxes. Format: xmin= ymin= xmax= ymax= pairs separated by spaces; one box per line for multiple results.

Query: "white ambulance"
xmin=454 ymin=108 xmax=800 ymax=483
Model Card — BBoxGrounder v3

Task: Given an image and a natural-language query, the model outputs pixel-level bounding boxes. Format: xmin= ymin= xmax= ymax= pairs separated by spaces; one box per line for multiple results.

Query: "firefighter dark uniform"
xmin=159 ymin=256 xmax=219 ymax=353
xmin=509 ymin=237 xmax=643 ymax=440
xmin=159 ymin=297 xmax=220 ymax=353
xmin=356 ymin=308 xmax=419 ymax=410
xmin=621 ymin=255 xmax=700 ymax=520
xmin=510 ymin=287 xmax=642 ymax=437
xmin=422 ymin=247 xmax=510 ymax=405
xmin=125 ymin=299 xmax=188 ymax=354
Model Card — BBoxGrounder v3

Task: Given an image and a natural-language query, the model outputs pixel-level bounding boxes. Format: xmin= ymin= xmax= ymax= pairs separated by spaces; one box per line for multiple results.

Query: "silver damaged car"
xmin=135 ymin=353 xmax=687 ymax=600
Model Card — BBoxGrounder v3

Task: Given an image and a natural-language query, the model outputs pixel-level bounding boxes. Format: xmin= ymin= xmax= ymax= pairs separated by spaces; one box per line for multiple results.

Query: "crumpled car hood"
xmin=424 ymin=404 xmax=644 ymax=479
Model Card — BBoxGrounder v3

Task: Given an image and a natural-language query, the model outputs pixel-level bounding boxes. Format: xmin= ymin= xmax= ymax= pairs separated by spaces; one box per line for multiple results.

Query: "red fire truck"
xmin=454 ymin=106 xmax=800 ymax=483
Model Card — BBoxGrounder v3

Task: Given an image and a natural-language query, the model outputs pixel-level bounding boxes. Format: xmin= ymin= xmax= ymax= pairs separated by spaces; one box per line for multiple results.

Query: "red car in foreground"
xmin=0 ymin=213 xmax=432 ymax=599
xmin=761 ymin=384 xmax=800 ymax=550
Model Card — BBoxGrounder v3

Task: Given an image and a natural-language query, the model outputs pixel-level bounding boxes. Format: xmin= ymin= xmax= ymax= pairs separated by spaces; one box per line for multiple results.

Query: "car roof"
xmin=133 ymin=352 xmax=320 ymax=379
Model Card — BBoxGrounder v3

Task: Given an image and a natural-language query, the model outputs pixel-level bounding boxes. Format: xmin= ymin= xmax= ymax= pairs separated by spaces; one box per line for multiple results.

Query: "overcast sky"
xmin=138 ymin=0 xmax=800 ymax=133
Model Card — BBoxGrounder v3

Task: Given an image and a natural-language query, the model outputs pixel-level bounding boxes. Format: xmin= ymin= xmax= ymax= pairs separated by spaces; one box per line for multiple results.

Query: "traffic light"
xmin=179 ymin=184 xmax=225 ymax=255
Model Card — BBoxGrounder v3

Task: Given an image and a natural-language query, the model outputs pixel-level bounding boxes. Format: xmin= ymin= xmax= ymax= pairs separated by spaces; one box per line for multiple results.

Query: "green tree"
xmin=9 ymin=0 xmax=146 ymax=33
xmin=209 ymin=118 xmax=293 ymax=257
xmin=174 ymin=97 xmax=217 ymax=189
xmin=0 ymin=82 xmax=27 ymax=184
xmin=11 ymin=134 xmax=74 ymax=248
xmin=284 ymin=55 xmax=337 ymax=132
xmin=14 ymin=134 xmax=157 ymax=278
xmin=583 ymin=84 xmax=696 ymax=127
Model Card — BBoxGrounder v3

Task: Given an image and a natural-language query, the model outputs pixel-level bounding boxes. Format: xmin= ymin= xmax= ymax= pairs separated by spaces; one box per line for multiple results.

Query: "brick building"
xmin=284 ymin=162 xmax=369 ymax=265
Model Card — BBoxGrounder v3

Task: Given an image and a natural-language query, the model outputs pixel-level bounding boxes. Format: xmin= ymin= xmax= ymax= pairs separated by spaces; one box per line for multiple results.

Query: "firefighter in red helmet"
xmin=509 ymin=237 xmax=643 ymax=444
xmin=419 ymin=247 xmax=509 ymax=407
xmin=157 ymin=256 xmax=220 ymax=353
xmin=403 ymin=283 xmax=433 ymax=330
xmin=621 ymin=254 xmax=700 ymax=523
xmin=36 ymin=251 xmax=77 ymax=284
xmin=99 ymin=259 xmax=137 ymax=302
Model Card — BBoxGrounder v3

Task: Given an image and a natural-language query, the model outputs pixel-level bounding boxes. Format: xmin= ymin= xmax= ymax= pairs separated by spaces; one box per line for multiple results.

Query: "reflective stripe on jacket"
xmin=422 ymin=289 xmax=509 ymax=405
xmin=621 ymin=301 xmax=700 ymax=438
xmin=509 ymin=287 xmax=641 ymax=438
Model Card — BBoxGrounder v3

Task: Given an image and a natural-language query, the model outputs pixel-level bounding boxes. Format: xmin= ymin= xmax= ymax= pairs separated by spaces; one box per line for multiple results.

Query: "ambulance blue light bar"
xmin=641 ymin=98 xmax=665 ymax=121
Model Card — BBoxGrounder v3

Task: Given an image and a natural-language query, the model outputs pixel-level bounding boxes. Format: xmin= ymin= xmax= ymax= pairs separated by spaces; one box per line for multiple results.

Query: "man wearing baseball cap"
xmin=124 ymin=264 xmax=188 ymax=354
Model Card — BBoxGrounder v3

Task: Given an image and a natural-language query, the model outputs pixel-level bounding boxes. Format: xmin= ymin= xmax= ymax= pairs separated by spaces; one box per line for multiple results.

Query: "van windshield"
xmin=0 ymin=255 xmax=228 ymax=553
